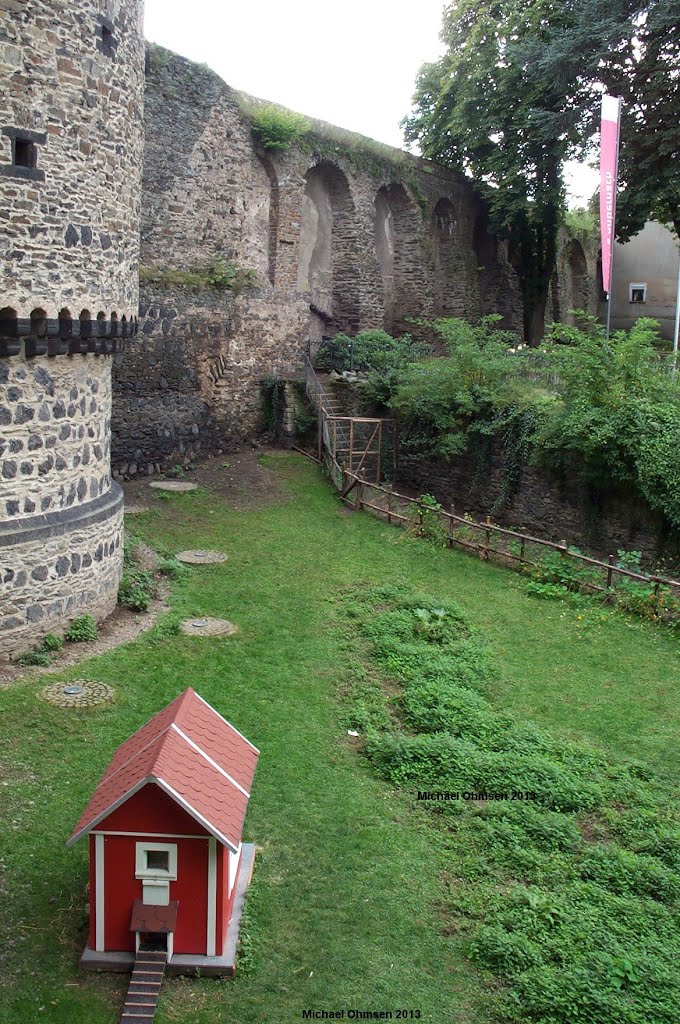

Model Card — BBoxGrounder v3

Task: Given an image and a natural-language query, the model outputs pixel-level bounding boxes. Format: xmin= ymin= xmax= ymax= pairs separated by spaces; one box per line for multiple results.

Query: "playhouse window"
xmin=629 ymin=283 xmax=647 ymax=303
xmin=135 ymin=842 xmax=177 ymax=880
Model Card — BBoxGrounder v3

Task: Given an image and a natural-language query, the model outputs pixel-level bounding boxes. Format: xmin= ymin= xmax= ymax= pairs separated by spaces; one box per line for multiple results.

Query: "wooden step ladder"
xmin=120 ymin=949 xmax=167 ymax=1024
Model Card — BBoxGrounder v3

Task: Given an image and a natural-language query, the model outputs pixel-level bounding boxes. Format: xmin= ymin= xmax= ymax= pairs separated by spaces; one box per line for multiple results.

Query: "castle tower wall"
xmin=0 ymin=0 xmax=145 ymax=658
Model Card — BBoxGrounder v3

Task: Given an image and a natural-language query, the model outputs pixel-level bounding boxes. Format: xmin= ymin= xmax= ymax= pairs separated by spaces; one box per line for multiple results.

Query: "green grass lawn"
xmin=1 ymin=453 xmax=679 ymax=1024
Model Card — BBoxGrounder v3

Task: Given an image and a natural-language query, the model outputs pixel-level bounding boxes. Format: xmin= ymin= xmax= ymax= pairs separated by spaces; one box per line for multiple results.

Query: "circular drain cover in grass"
xmin=150 ymin=481 xmax=198 ymax=492
xmin=176 ymin=549 xmax=228 ymax=564
xmin=41 ymin=680 xmax=115 ymax=708
xmin=180 ymin=618 xmax=239 ymax=637
xmin=124 ymin=504 xmax=149 ymax=515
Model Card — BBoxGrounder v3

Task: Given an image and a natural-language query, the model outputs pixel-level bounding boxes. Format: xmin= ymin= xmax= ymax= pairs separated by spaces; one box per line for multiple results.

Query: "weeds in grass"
xmin=342 ymin=583 xmax=680 ymax=1024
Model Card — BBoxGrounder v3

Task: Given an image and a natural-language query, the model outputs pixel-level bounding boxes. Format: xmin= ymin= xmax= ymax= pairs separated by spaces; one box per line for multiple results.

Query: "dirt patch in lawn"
xmin=123 ymin=448 xmax=289 ymax=512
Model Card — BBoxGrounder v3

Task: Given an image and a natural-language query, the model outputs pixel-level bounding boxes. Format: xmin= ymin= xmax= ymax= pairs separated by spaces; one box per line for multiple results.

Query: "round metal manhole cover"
xmin=40 ymin=680 xmax=115 ymax=708
xmin=175 ymin=550 xmax=228 ymax=565
xmin=124 ymin=504 xmax=149 ymax=515
xmin=180 ymin=618 xmax=240 ymax=638
xmin=149 ymin=481 xmax=198 ymax=492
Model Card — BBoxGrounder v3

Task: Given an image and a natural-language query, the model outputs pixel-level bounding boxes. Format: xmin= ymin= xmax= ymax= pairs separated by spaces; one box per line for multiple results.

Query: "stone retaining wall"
xmin=399 ymin=446 xmax=677 ymax=565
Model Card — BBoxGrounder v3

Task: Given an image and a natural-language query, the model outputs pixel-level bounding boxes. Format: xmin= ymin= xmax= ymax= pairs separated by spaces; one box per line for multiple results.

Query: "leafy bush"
xmin=205 ymin=256 xmax=257 ymax=294
xmin=408 ymin=494 xmax=447 ymax=545
xmin=64 ymin=615 xmax=98 ymax=643
xmin=250 ymin=104 xmax=310 ymax=151
xmin=314 ymin=330 xmax=429 ymax=406
xmin=16 ymin=648 xmax=52 ymax=668
xmin=40 ymin=633 xmax=63 ymax=652
xmin=118 ymin=567 xmax=156 ymax=612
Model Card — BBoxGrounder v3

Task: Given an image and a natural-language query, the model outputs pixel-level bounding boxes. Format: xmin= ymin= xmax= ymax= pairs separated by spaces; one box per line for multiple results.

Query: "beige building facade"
xmin=610 ymin=221 xmax=679 ymax=340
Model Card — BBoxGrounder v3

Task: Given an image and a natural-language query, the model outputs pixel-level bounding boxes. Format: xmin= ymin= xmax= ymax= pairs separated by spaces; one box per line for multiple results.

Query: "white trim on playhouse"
xmin=155 ymin=778 xmax=240 ymax=854
xmin=207 ymin=837 xmax=217 ymax=956
xmin=95 ymin=834 xmax=105 ymax=952
xmin=68 ymin=776 xmax=240 ymax=853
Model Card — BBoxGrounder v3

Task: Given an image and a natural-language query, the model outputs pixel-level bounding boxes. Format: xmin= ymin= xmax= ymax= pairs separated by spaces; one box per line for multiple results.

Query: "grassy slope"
xmin=1 ymin=453 xmax=679 ymax=1024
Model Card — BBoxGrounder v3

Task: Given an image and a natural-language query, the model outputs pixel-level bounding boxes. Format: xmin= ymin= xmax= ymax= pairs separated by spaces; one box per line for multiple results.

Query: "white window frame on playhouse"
xmin=135 ymin=841 xmax=178 ymax=880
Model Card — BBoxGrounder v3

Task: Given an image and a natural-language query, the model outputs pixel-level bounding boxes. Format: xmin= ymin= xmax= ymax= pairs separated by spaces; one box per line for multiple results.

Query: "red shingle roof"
xmin=67 ymin=688 xmax=259 ymax=852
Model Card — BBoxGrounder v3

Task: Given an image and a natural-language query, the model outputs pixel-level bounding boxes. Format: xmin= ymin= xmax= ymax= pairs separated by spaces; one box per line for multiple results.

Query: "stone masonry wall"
xmin=1 ymin=0 xmax=144 ymax=658
xmin=111 ymin=284 xmax=310 ymax=473
xmin=0 ymin=0 xmax=144 ymax=321
xmin=1 ymin=354 xmax=112 ymax=518
xmin=111 ymin=45 xmax=525 ymax=472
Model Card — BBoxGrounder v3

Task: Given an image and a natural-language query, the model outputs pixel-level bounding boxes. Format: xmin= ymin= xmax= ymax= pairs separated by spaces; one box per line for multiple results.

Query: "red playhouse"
xmin=67 ymin=687 xmax=259 ymax=976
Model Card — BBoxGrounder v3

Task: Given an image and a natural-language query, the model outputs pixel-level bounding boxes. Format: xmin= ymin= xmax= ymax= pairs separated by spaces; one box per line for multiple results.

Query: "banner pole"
xmin=601 ymin=95 xmax=623 ymax=345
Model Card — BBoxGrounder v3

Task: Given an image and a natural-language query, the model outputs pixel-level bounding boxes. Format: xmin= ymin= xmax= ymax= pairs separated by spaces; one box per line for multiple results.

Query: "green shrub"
xmin=250 ymin=105 xmax=310 ymax=151
xmin=16 ymin=648 xmax=52 ymax=667
xmin=64 ymin=615 xmax=98 ymax=643
xmin=40 ymin=633 xmax=63 ymax=652
xmin=118 ymin=567 xmax=156 ymax=612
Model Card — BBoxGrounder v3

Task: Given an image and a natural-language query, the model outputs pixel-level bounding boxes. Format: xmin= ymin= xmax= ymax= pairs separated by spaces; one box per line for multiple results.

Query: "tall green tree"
xmin=519 ymin=0 xmax=680 ymax=240
xmin=404 ymin=0 xmax=680 ymax=341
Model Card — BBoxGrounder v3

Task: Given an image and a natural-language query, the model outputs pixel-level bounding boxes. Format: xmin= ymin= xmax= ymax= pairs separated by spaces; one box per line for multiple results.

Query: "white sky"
xmin=143 ymin=0 xmax=598 ymax=208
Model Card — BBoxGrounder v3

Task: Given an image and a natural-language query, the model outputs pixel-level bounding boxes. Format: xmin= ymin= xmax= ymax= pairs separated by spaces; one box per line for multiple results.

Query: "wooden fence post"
xmin=520 ymin=536 xmax=526 ymax=567
xmin=483 ymin=515 xmax=491 ymax=560
xmin=448 ymin=505 xmax=455 ymax=549
xmin=606 ymin=554 xmax=615 ymax=589
xmin=387 ymin=489 xmax=392 ymax=525
xmin=356 ymin=478 xmax=363 ymax=511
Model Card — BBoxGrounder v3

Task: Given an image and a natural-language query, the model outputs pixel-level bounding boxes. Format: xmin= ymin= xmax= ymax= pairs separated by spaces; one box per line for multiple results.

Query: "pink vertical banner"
xmin=600 ymin=95 xmax=622 ymax=295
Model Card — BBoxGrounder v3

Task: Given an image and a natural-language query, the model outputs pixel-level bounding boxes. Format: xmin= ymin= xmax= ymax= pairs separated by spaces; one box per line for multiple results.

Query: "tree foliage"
xmin=515 ymin=0 xmax=680 ymax=240
xmin=404 ymin=0 xmax=680 ymax=339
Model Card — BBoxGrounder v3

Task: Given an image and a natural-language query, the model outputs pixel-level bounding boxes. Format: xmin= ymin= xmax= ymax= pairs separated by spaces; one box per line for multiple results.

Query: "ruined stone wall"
xmin=111 ymin=284 xmax=310 ymax=472
xmin=0 ymin=0 xmax=144 ymax=658
xmin=550 ymin=227 xmax=601 ymax=327
xmin=110 ymin=45 xmax=523 ymax=474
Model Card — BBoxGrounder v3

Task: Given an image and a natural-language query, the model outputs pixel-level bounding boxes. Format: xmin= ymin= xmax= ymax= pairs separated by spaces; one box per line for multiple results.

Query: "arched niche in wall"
xmin=431 ymin=198 xmax=461 ymax=317
xmin=255 ymin=152 xmax=278 ymax=287
xmin=568 ymin=238 xmax=589 ymax=316
xmin=374 ymin=183 xmax=422 ymax=334
xmin=297 ymin=161 xmax=360 ymax=333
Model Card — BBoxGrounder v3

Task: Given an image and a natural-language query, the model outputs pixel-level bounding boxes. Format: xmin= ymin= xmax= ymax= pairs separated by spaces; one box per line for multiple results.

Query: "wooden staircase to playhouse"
xmin=120 ymin=948 xmax=167 ymax=1024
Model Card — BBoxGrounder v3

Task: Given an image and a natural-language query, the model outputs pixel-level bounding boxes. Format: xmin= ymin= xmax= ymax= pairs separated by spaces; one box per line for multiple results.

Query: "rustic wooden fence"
xmin=339 ymin=470 xmax=680 ymax=599
xmin=304 ymin=355 xmax=680 ymax=601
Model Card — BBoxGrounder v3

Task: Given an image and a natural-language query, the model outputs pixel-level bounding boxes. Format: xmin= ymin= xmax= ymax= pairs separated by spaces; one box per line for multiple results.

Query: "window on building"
xmin=135 ymin=842 xmax=177 ymax=879
xmin=97 ymin=20 xmax=118 ymax=58
xmin=14 ymin=138 xmax=36 ymax=168
xmin=1 ymin=128 xmax=46 ymax=181
xmin=146 ymin=849 xmax=170 ymax=872
xmin=629 ymin=283 xmax=647 ymax=304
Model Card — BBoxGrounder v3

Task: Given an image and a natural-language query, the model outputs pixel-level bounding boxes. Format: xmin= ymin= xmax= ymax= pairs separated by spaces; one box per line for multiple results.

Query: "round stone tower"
xmin=0 ymin=0 xmax=145 ymax=658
